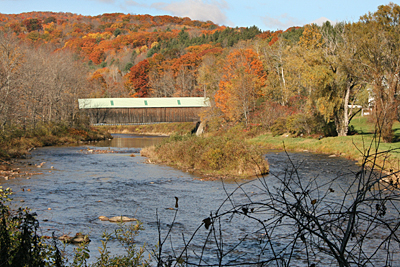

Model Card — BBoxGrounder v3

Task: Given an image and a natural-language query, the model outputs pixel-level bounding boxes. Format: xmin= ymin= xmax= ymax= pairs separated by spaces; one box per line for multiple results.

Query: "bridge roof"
xmin=78 ymin=97 xmax=210 ymax=109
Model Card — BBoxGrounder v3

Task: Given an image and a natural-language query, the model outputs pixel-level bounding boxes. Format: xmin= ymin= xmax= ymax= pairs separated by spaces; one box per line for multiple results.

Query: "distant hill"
xmin=0 ymin=11 xmax=303 ymax=98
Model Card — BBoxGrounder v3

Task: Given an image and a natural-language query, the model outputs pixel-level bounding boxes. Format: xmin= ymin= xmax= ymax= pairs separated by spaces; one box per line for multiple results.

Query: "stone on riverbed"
xmin=58 ymin=233 xmax=90 ymax=244
xmin=99 ymin=215 xmax=137 ymax=222
xmin=0 ymin=164 xmax=10 ymax=171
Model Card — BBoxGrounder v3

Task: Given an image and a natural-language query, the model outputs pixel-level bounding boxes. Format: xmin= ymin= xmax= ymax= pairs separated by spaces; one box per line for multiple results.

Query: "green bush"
xmin=0 ymin=187 xmax=63 ymax=267
xmin=286 ymin=113 xmax=312 ymax=136
xmin=271 ymin=117 xmax=287 ymax=136
xmin=271 ymin=113 xmax=336 ymax=137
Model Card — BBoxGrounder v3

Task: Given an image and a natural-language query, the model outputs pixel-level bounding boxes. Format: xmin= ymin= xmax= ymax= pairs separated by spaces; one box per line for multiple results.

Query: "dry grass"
xmin=141 ymin=134 xmax=269 ymax=179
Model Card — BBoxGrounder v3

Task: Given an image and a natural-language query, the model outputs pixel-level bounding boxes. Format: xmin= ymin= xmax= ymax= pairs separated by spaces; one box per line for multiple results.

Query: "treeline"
xmin=142 ymin=4 xmax=399 ymax=143
xmin=146 ymin=26 xmax=263 ymax=58
xmin=0 ymin=33 xmax=88 ymax=130
xmin=0 ymin=3 xmax=399 ymax=143
xmin=0 ymin=32 xmax=113 ymax=160
xmin=0 ymin=11 xmax=286 ymax=103
xmin=130 ymin=3 xmax=399 ymax=142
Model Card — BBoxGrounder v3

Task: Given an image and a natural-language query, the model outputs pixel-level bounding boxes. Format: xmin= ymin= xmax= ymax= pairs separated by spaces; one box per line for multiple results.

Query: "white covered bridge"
xmin=78 ymin=97 xmax=210 ymax=125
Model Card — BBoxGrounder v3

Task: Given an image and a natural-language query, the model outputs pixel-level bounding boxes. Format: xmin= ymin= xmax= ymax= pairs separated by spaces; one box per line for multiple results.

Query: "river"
xmin=2 ymin=134 xmax=399 ymax=266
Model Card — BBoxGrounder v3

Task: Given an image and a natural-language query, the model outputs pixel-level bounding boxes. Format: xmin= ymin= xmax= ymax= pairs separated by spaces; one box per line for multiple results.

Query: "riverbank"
xmin=250 ymin=117 xmax=400 ymax=174
xmin=0 ymin=123 xmax=112 ymax=162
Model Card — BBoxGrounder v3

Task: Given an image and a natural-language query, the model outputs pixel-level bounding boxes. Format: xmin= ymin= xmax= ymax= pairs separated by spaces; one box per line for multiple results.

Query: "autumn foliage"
xmin=0 ymin=3 xmax=398 ymax=140
xmin=215 ymin=48 xmax=266 ymax=124
xmin=127 ymin=59 xmax=150 ymax=97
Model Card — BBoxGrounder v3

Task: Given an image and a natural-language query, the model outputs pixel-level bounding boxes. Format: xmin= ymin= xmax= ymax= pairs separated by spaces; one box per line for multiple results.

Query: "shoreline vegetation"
xmin=141 ymin=134 xmax=269 ymax=179
xmin=0 ymin=122 xmax=112 ymax=161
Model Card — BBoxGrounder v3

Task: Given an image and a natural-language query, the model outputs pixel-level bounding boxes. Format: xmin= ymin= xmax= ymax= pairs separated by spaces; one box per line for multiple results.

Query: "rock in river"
xmin=99 ymin=215 xmax=137 ymax=222
xmin=98 ymin=215 xmax=109 ymax=221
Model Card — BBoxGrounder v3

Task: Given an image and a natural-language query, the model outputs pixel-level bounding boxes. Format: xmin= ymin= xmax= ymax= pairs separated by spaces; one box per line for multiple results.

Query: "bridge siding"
xmin=87 ymin=107 xmax=204 ymax=124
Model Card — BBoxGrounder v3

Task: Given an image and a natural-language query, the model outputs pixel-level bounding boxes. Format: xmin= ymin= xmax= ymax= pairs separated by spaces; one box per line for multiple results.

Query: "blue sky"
xmin=0 ymin=0 xmax=395 ymax=31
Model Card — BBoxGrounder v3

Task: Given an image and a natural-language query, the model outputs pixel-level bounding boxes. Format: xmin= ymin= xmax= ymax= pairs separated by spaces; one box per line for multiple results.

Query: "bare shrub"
xmin=154 ymin=135 xmax=400 ymax=266
xmin=252 ymin=101 xmax=297 ymax=130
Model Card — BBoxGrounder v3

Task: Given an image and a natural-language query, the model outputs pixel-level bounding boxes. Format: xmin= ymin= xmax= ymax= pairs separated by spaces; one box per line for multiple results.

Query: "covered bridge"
xmin=78 ymin=97 xmax=210 ymax=125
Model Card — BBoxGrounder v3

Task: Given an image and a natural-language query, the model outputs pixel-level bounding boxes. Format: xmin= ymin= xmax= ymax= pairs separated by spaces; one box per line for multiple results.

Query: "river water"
xmin=2 ymin=134 xmax=399 ymax=266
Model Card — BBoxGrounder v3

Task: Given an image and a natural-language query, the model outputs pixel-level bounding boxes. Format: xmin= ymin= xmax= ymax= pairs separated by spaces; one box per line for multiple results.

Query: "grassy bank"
xmin=141 ymin=134 xmax=269 ymax=179
xmin=0 ymin=123 xmax=112 ymax=160
xmin=96 ymin=122 xmax=197 ymax=136
xmin=251 ymin=117 xmax=400 ymax=172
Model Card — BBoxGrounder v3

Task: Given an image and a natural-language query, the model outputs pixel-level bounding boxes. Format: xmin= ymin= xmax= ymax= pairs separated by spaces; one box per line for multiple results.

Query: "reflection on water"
xmin=96 ymin=134 xmax=167 ymax=148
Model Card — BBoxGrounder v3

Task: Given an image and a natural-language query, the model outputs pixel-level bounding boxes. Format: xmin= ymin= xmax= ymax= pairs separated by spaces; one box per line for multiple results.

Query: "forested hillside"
xmin=0 ymin=2 xmax=399 ymax=142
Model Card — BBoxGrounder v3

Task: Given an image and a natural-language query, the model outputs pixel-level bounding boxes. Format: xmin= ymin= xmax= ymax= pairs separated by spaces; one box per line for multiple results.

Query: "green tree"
xmin=178 ymin=29 xmax=189 ymax=43
xmin=23 ymin=18 xmax=42 ymax=32
xmin=113 ymin=28 xmax=121 ymax=37
xmin=124 ymin=62 xmax=134 ymax=73
xmin=351 ymin=3 xmax=400 ymax=142
xmin=316 ymin=22 xmax=364 ymax=136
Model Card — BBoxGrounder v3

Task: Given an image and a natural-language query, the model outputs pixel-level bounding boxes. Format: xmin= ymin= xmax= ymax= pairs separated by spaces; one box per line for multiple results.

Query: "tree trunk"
xmin=335 ymin=84 xmax=351 ymax=136
xmin=373 ymin=78 xmax=397 ymax=143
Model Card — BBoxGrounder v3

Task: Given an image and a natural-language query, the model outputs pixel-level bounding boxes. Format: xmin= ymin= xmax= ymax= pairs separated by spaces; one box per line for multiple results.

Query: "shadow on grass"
xmin=350 ymin=116 xmax=400 ymax=143
xmin=392 ymin=128 xmax=400 ymax=142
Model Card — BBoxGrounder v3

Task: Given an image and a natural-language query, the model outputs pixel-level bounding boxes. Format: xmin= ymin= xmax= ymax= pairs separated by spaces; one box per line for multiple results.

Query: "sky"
xmin=0 ymin=0 xmax=397 ymax=31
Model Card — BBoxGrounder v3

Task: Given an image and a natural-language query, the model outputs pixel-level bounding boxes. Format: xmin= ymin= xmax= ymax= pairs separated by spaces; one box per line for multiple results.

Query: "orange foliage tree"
xmin=126 ymin=59 xmax=150 ymax=97
xmin=215 ymin=48 xmax=266 ymax=125
xmin=147 ymin=53 xmax=176 ymax=97
xmin=89 ymin=49 xmax=105 ymax=64
xmin=170 ymin=52 xmax=202 ymax=96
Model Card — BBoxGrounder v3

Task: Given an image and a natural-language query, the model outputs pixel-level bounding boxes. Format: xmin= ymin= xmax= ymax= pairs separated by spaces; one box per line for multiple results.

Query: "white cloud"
xmin=262 ymin=13 xmax=304 ymax=30
xmin=151 ymin=0 xmax=230 ymax=25
xmin=310 ymin=17 xmax=336 ymax=26
xmin=124 ymin=0 xmax=146 ymax=7
xmin=90 ymin=0 xmax=116 ymax=3
xmin=120 ymin=0 xmax=147 ymax=11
